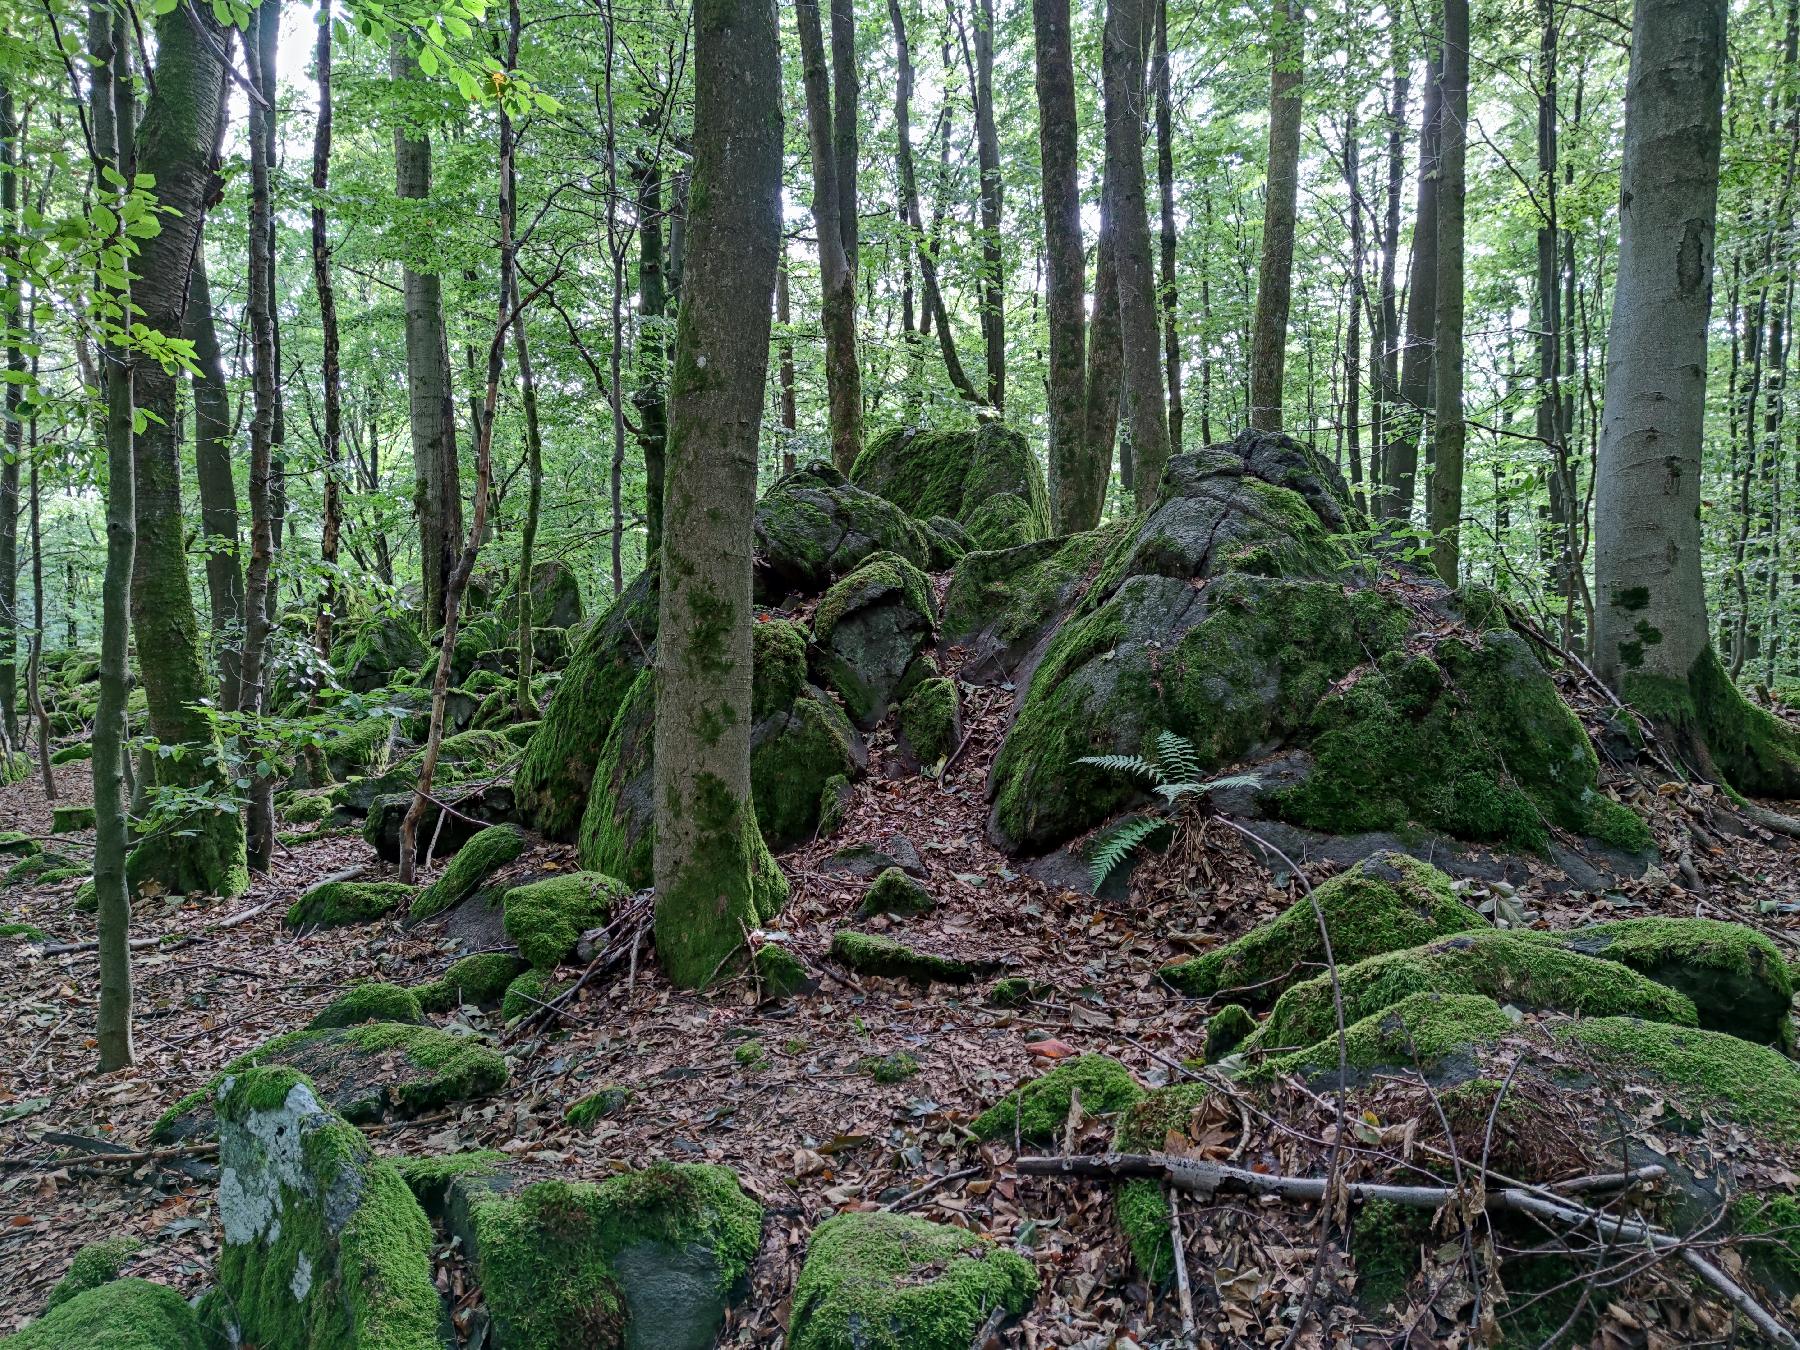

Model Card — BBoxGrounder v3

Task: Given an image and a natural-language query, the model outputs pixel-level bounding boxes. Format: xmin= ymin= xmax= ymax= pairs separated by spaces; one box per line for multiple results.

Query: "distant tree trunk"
xmin=830 ymin=0 xmax=859 ymax=263
xmin=1154 ymin=0 xmax=1182 ymax=453
xmin=777 ymin=245 xmax=798 ymax=467
xmin=1035 ymin=0 xmax=1091 ymax=530
xmin=1385 ymin=29 xmax=1443 ymax=521
xmin=972 ymin=0 xmax=1005 ymax=407
xmin=652 ymin=0 xmax=787 ymax=988
xmin=1083 ymin=209 xmax=1123 ymax=499
xmin=0 ymin=86 xmax=17 ymax=751
xmin=129 ymin=2 xmax=247 ymax=895
xmin=28 ymin=404 xmax=50 ymax=797
xmin=633 ymin=141 xmax=668 ymax=559
xmin=89 ymin=0 xmax=135 ymax=1072
xmin=1248 ymin=0 xmax=1303 ymax=431
xmin=1429 ymin=0 xmax=1468 ymax=583
xmin=189 ymin=252 xmax=244 ymax=712
xmin=1536 ymin=0 xmax=1579 ymax=646
xmin=311 ymin=0 xmax=344 ymax=660
xmin=1593 ymin=0 xmax=1799 ymax=794
xmin=796 ymin=0 xmax=864 ymax=471
xmin=511 ymin=285 xmax=543 ymax=718
xmin=604 ymin=12 xmax=626 ymax=596
xmin=1371 ymin=28 xmax=1408 ymax=516
xmin=392 ymin=38 xmax=462 ymax=628
xmin=1102 ymin=0 xmax=1170 ymax=510
xmin=1199 ymin=187 xmax=1214 ymax=443
xmin=1343 ymin=109 xmax=1366 ymax=513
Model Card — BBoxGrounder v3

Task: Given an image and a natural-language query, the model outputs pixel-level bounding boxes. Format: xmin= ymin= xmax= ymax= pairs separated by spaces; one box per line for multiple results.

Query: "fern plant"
xmin=1079 ymin=731 xmax=1260 ymax=889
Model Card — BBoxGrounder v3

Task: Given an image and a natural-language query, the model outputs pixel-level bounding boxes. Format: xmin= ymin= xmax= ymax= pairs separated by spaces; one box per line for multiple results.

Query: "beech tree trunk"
xmin=512 ymin=286 xmax=543 ymax=718
xmin=796 ymin=0 xmax=864 ymax=471
xmin=188 ymin=251 xmax=244 ymax=712
xmin=1248 ymin=0 xmax=1303 ymax=431
xmin=1371 ymin=27 xmax=1408 ymax=514
xmin=1385 ymin=32 xmax=1443 ymax=521
xmin=1102 ymin=0 xmax=1171 ymax=510
xmin=311 ymin=0 xmax=344 ymax=660
xmin=1035 ymin=0 xmax=1091 ymax=530
xmin=973 ymin=0 xmax=1005 ymax=407
xmin=0 ymin=86 xmax=16 ymax=751
xmin=1429 ymin=0 xmax=1468 ymax=583
xmin=1154 ymin=0 xmax=1182 ymax=454
xmin=652 ymin=0 xmax=787 ymax=989
xmin=1082 ymin=209 xmax=1123 ymax=501
xmin=633 ymin=143 xmax=668 ymax=558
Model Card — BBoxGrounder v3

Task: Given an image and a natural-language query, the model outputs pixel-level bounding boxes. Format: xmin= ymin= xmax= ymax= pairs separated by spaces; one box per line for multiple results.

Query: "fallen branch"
xmin=882 ymin=1164 xmax=983 ymax=1214
xmin=36 ymin=897 xmax=280 ymax=957
xmin=1168 ymin=1185 xmax=1197 ymax=1347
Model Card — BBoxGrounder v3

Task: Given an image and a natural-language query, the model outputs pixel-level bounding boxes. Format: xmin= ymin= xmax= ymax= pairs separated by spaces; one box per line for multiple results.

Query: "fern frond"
xmin=1154 ymin=730 xmax=1204 ymax=785
xmin=1077 ymin=753 xmax=1163 ymax=784
xmin=1155 ymin=771 xmax=1262 ymax=805
xmin=1087 ymin=816 xmax=1170 ymax=889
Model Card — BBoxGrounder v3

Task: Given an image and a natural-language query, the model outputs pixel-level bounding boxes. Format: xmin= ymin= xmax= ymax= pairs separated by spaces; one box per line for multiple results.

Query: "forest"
xmin=5 ymin=0 xmax=1800 ymax=1341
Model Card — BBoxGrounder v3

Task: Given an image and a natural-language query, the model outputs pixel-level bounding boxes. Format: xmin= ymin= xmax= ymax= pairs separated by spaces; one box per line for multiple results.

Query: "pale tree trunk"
xmin=1385 ymin=32 xmax=1442 ymax=521
xmin=1343 ymin=109 xmax=1366 ymax=512
xmin=1428 ymin=0 xmax=1468 ymax=583
xmin=1102 ymin=0 xmax=1170 ymax=510
xmin=1248 ymin=0 xmax=1303 ymax=431
xmin=1370 ymin=27 xmax=1408 ymax=514
xmin=633 ymin=140 xmax=668 ymax=556
xmin=1594 ymin=0 xmax=1800 ymax=796
xmin=796 ymin=0 xmax=864 ymax=471
xmin=29 ymin=374 xmax=51 ymax=797
xmin=652 ymin=0 xmax=786 ymax=989
xmin=604 ymin=9 xmax=626 ymax=595
xmin=831 ymin=0 xmax=858 ymax=264
xmin=1154 ymin=0 xmax=1182 ymax=453
xmin=1035 ymin=0 xmax=1090 ymax=530
xmin=311 ymin=0 xmax=344 ymax=660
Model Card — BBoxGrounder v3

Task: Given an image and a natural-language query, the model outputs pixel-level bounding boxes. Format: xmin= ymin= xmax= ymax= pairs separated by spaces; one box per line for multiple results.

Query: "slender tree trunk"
xmin=1154 ymin=0 xmax=1182 ymax=454
xmin=777 ymin=245 xmax=798 ymax=467
xmin=392 ymin=39 xmax=462 ymax=628
xmin=633 ymin=141 xmax=668 ymax=558
xmin=0 ymin=86 xmax=17 ymax=751
xmin=973 ymin=0 xmax=1004 ymax=407
xmin=28 ymin=388 xmax=50 ymax=798
xmin=311 ymin=0 xmax=344 ymax=660
xmin=1083 ymin=209 xmax=1123 ymax=499
xmin=1385 ymin=30 xmax=1443 ymax=521
xmin=189 ymin=252 xmax=244 ymax=711
xmin=1103 ymin=0 xmax=1170 ymax=509
xmin=89 ymin=0 xmax=135 ymax=1072
xmin=1371 ymin=29 xmax=1408 ymax=514
xmin=796 ymin=0 xmax=864 ymax=471
xmin=1035 ymin=0 xmax=1091 ymax=530
xmin=1199 ymin=187 xmax=1214 ymax=443
xmin=1429 ymin=0 xmax=1468 ymax=583
xmin=1248 ymin=0 xmax=1303 ymax=430
xmin=604 ymin=10 xmax=626 ymax=596
xmin=830 ymin=0 xmax=858 ymax=263
xmin=1343 ymin=109 xmax=1366 ymax=513
xmin=652 ymin=0 xmax=786 ymax=988
xmin=512 ymin=285 xmax=543 ymax=718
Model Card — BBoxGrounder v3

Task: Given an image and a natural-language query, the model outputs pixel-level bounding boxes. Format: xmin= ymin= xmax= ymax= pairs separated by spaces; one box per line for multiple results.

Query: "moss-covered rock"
xmin=858 ymin=867 xmax=934 ymax=917
xmin=2 ymin=1278 xmax=204 ymax=1348
xmin=50 ymin=804 xmax=95 ymax=832
xmin=500 ymin=967 xmax=570 ymax=1021
xmin=124 ymin=804 xmax=250 ymax=901
xmin=1163 ymin=853 xmax=1486 ymax=1005
xmin=334 ymin=613 xmax=429 ymax=693
xmin=1268 ymin=992 xmax=1517 ymax=1081
xmin=566 ymin=1086 xmax=633 ymax=1128
xmin=400 ymin=1155 xmax=763 ymax=1349
xmin=210 ymin=1067 xmax=443 ymax=1349
xmin=49 ymin=741 xmax=93 ymax=765
xmin=4 ymin=849 xmax=68 ymax=882
xmin=849 ymin=423 xmax=1050 ymax=552
xmin=1255 ymin=929 xmax=1699 ymax=1054
xmin=0 ymin=921 xmax=47 ymax=941
xmin=753 ymin=944 xmax=812 ymax=1000
xmin=812 ymin=552 xmax=937 ymax=728
xmin=151 ymin=1023 xmax=509 ymax=1144
xmin=503 ymin=871 xmax=630 ymax=969
xmin=830 ymin=930 xmax=984 ymax=984
xmin=1729 ymin=1192 xmax=1800 ymax=1301
xmin=506 ymin=558 xmax=585 ymax=631
xmin=748 ymin=687 xmax=863 ymax=849
xmin=46 ymin=1235 xmax=145 ymax=1309
xmin=413 ymin=951 xmax=530 ymax=1013
xmin=898 ymin=677 xmax=960 ymax=765
xmin=753 ymin=461 xmax=935 ymax=601
xmin=331 ymin=727 xmax=512 ymax=816
xmin=280 ymin=792 xmax=333 ymax=826
xmin=308 ymin=982 xmax=426 ymax=1030
xmin=789 ymin=1210 xmax=1037 ymax=1350
xmin=970 ymin=1054 xmax=1144 ymax=1142
xmin=1206 ymin=1004 xmax=1257 ymax=1062
xmin=410 ymin=823 xmax=525 ymax=921
xmin=941 ymin=524 xmax=1126 ymax=678
xmin=0 ymin=830 xmax=41 ymax=857
xmin=286 ymin=879 xmax=418 ymax=929
xmin=1534 ymin=917 xmax=1794 ymax=1047
xmin=1111 ymin=1082 xmax=1215 ymax=1279
xmin=362 ymin=782 xmax=518 ymax=865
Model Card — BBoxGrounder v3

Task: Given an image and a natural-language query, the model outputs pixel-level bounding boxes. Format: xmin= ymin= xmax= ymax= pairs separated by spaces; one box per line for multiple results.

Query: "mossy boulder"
xmin=399 ymin=1155 xmax=763 ymax=1349
xmin=898 ymin=676 xmax=960 ymax=765
xmin=1163 ymin=852 xmax=1486 ymax=1006
xmin=51 ymin=804 xmax=95 ymax=832
xmin=286 ymin=879 xmax=418 ymax=929
xmin=507 ymin=558 xmax=585 ymax=630
xmin=1267 ymin=991 xmax=1517 ymax=1081
xmin=970 ymin=1054 xmax=1144 ymax=1142
xmin=151 ymin=1023 xmax=509 ymax=1144
xmin=752 ymin=944 xmax=813 ymax=1000
xmin=500 ymin=967 xmax=570 ymax=1021
xmin=308 ymin=982 xmax=426 ymax=1030
xmin=410 ymin=823 xmax=525 ymax=921
xmin=334 ymin=613 xmax=429 ymax=693
xmin=413 ymin=951 xmax=530 ymax=1013
xmin=46 ymin=1236 xmax=145 ymax=1309
xmin=849 ymin=423 xmax=1050 ymax=552
xmin=1 ymin=1278 xmax=204 ymax=1349
xmin=1111 ymin=1082 xmax=1215 ymax=1279
xmin=942 ymin=523 xmax=1126 ymax=679
xmin=1254 ymin=929 xmax=1700 ymax=1054
xmin=752 ymin=460 xmax=935 ymax=602
xmin=788 ymin=1210 xmax=1037 ymax=1350
xmin=363 ymin=781 xmax=518 ymax=865
xmin=1205 ymin=1004 xmax=1257 ymax=1062
xmin=812 ymin=552 xmax=937 ymax=728
xmin=1534 ymin=917 xmax=1794 ymax=1047
xmin=0 ymin=830 xmax=39 ymax=858
xmin=830 ymin=930 xmax=986 ymax=984
xmin=209 ymin=1068 xmax=442 ymax=1349
xmin=858 ymin=867 xmax=934 ymax=917
xmin=503 ymin=871 xmax=630 ymax=969
xmin=49 ymin=740 xmax=93 ymax=765
xmin=566 ymin=1086 xmax=634 ymax=1127
xmin=331 ymin=727 xmax=511 ymax=816
xmin=280 ymin=791 xmax=333 ymax=826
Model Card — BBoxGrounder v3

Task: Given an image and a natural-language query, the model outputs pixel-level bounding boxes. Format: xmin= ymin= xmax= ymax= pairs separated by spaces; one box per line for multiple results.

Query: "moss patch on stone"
xmin=566 ymin=1086 xmax=633 ymax=1128
xmin=789 ymin=1210 xmax=1038 ymax=1350
xmin=898 ymin=677 xmax=959 ymax=766
xmin=971 ymin=1054 xmax=1144 ymax=1143
xmin=1623 ymin=646 xmax=1800 ymax=799
xmin=285 ymin=879 xmax=418 ymax=929
xmin=1206 ymin=1004 xmax=1257 ymax=1062
xmin=1163 ymin=853 xmax=1485 ymax=1005
xmin=4 ymin=1278 xmax=204 ymax=1349
xmin=858 ymin=1051 xmax=921 ymax=1084
xmin=413 ymin=951 xmax=529 ymax=1013
xmin=858 ymin=867 xmax=934 ymax=917
xmin=410 ymin=824 xmax=525 ymax=921
xmin=500 ymin=967 xmax=570 ymax=1022
xmin=1267 ymin=992 xmax=1517 ymax=1080
xmin=830 ymin=930 xmax=981 ymax=984
xmin=308 ymin=982 xmax=426 ymax=1030
xmin=503 ymin=871 xmax=630 ymax=970
xmin=849 ymin=423 xmax=1050 ymax=552
xmin=46 ymin=1235 xmax=146 ymax=1309
xmin=51 ymin=805 xmax=95 ymax=833
xmin=753 ymin=944 xmax=811 ymax=1000
xmin=1110 ymin=1082 xmax=1214 ymax=1280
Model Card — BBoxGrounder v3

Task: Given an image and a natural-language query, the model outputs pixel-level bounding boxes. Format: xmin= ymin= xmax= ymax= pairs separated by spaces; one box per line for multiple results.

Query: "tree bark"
xmin=1370 ymin=27 xmax=1408 ymax=515
xmin=1082 ymin=208 xmax=1123 ymax=502
xmin=1102 ymin=0 xmax=1170 ymax=510
xmin=1343 ymin=109 xmax=1366 ymax=513
xmin=188 ymin=250 xmax=244 ymax=712
xmin=512 ymin=286 xmax=543 ymax=718
xmin=1035 ymin=0 xmax=1090 ymax=530
xmin=1154 ymin=0 xmax=1182 ymax=454
xmin=1248 ymin=0 xmax=1303 ymax=431
xmin=777 ymin=244 xmax=797 ymax=468
xmin=1385 ymin=30 xmax=1442 ymax=521
xmin=830 ymin=0 xmax=858 ymax=263
xmin=796 ymin=0 xmax=864 ymax=471
xmin=311 ymin=0 xmax=344 ymax=660
xmin=972 ymin=0 xmax=1004 ymax=407
xmin=652 ymin=0 xmax=786 ymax=989
xmin=1429 ymin=0 xmax=1468 ymax=584
xmin=0 ymin=86 xmax=17 ymax=751
xmin=633 ymin=141 xmax=668 ymax=558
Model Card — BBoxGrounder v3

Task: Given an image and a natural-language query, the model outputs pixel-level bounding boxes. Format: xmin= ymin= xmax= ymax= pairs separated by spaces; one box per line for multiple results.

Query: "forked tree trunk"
xmin=1248 ymin=0 xmax=1303 ymax=431
xmin=652 ymin=0 xmax=786 ymax=988
xmin=1034 ymin=0 xmax=1090 ymax=530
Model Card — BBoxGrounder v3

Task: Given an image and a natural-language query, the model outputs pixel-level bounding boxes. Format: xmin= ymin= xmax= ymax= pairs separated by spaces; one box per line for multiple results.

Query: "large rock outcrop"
xmin=984 ymin=430 xmax=1651 ymax=859
xmin=848 ymin=423 xmax=1050 ymax=552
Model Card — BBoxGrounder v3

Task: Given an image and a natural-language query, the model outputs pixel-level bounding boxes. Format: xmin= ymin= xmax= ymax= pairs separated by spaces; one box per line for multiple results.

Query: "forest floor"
xmin=5 ymin=667 xmax=1800 ymax=1345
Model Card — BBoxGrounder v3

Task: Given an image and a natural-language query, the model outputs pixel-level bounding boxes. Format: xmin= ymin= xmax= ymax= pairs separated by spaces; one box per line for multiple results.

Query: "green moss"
xmin=941 ymin=524 xmax=1124 ymax=644
xmin=1255 ymin=929 xmax=1698 ymax=1054
xmin=285 ymin=879 xmax=417 ymax=929
xmin=1267 ymin=992 xmax=1517 ymax=1080
xmin=501 ymin=967 xmax=570 ymax=1021
xmin=789 ymin=1211 xmax=1038 ymax=1350
xmin=1558 ymin=1016 xmax=1800 ymax=1144
xmin=1730 ymin=1193 xmax=1800 ymax=1296
xmin=0 ymin=922 xmax=47 ymax=941
xmin=1206 ymin=1004 xmax=1257 ymax=1062
xmin=307 ymin=982 xmax=425 ymax=1030
xmin=73 ymin=879 xmax=95 ymax=912
xmin=413 ymin=951 xmax=529 ymax=1013
xmin=850 ymin=424 xmax=1050 ymax=552
xmin=1110 ymin=1083 xmax=1214 ymax=1279
xmin=830 ymin=929 xmax=979 ymax=984
xmin=503 ymin=871 xmax=630 ymax=969
xmin=124 ymin=799 xmax=249 ymax=902
xmin=3 ymin=1278 xmax=204 ymax=1348
xmin=4 ymin=849 xmax=68 ymax=882
xmin=971 ymin=1054 xmax=1143 ymax=1142
xmin=750 ymin=692 xmax=862 ymax=850
xmin=899 ymin=677 xmax=958 ymax=764
xmin=734 ymin=1039 xmax=767 ymax=1069
xmin=575 ymin=669 xmax=656 ymax=885
xmin=1352 ymin=1198 xmax=1431 ymax=1308
xmin=859 ymin=1050 xmax=921 ymax=1084
xmin=858 ymin=867 xmax=934 ymax=917
xmin=1163 ymin=852 xmax=1485 ymax=1005
xmin=50 ymin=805 xmax=95 ymax=832
xmin=1624 ymin=646 xmax=1800 ymax=798
xmin=394 ymin=1150 xmax=509 ymax=1193
xmin=49 ymin=741 xmax=93 ymax=765
xmin=751 ymin=617 xmax=809 ymax=720
xmin=988 ymin=976 xmax=1053 ymax=1008
xmin=411 ymin=824 xmax=525 ymax=921
xmin=653 ymin=772 xmax=789 ymax=989
xmin=280 ymin=793 xmax=332 ymax=826
xmin=46 ymin=1235 xmax=146 ymax=1309
xmin=565 ymin=1086 xmax=633 ymax=1128
xmin=816 ymin=774 xmax=852 ymax=836
xmin=0 ymin=831 xmax=42 ymax=857
xmin=753 ymin=943 xmax=810 ymax=1000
